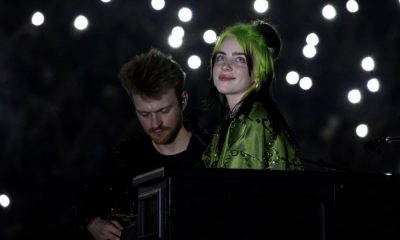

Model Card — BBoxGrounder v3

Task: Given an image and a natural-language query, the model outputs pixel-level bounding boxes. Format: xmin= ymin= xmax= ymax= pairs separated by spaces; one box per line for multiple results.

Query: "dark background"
xmin=0 ymin=0 xmax=399 ymax=239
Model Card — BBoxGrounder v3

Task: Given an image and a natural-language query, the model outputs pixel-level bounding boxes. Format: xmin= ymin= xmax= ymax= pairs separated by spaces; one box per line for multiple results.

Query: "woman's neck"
xmin=225 ymin=83 xmax=256 ymax=110
xmin=226 ymin=94 xmax=244 ymax=112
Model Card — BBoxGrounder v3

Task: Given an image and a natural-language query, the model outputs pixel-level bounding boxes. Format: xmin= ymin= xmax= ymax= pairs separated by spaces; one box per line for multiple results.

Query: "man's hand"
xmin=87 ymin=217 xmax=124 ymax=240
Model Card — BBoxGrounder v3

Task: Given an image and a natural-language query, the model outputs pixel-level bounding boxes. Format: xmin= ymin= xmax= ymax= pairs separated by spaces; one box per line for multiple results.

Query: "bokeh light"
xmin=361 ymin=56 xmax=375 ymax=72
xmin=31 ymin=11 xmax=45 ymax=26
xmin=367 ymin=78 xmax=380 ymax=92
xmin=0 ymin=194 xmax=10 ymax=208
xmin=299 ymin=76 xmax=313 ymax=90
xmin=168 ymin=34 xmax=183 ymax=48
xmin=306 ymin=33 xmax=319 ymax=46
xmin=346 ymin=0 xmax=359 ymax=13
xmin=322 ymin=4 xmax=337 ymax=20
xmin=73 ymin=15 xmax=89 ymax=31
xmin=171 ymin=26 xmax=185 ymax=38
xmin=286 ymin=71 xmax=300 ymax=85
xmin=347 ymin=89 xmax=362 ymax=104
xmin=178 ymin=7 xmax=192 ymax=22
xmin=355 ymin=123 xmax=368 ymax=138
xmin=253 ymin=0 xmax=269 ymax=13
xmin=203 ymin=29 xmax=217 ymax=44
xmin=187 ymin=55 xmax=202 ymax=69
xmin=151 ymin=0 xmax=165 ymax=10
xmin=303 ymin=44 xmax=317 ymax=58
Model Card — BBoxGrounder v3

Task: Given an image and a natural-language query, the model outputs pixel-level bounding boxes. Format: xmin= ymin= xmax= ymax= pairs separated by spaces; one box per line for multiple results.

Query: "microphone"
xmin=364 ymin=135 xmax=400 ymax=154
xmin=385 ymin=136 xmax=400 ymax=144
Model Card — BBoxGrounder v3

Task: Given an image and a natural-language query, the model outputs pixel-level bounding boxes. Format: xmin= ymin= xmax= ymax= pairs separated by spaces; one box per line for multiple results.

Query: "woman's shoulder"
xmin=244 ymin=101 xmax=270 ymax=120
xmin=236 ymin=102 xmax=277 ymax=135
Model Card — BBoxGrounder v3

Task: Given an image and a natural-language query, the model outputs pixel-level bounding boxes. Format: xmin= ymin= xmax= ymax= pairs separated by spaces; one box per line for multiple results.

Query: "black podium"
xmin=132 ymin=167 xmax=400 ymax=240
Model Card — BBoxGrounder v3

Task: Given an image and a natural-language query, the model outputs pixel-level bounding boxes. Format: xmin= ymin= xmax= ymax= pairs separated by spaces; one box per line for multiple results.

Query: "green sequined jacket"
xmin=202 ymin=101 xmax=303 ymax=170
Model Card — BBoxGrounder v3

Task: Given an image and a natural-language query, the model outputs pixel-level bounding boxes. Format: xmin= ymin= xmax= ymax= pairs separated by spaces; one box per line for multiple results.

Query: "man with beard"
xmin=74 ymin=48 xmax=210 ymax=240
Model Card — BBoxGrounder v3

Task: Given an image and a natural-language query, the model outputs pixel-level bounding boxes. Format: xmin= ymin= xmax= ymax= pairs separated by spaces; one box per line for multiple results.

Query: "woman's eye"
xmin=235 ymin=57 xmax=246 ymax=63
xmin=215 ymin=55 xmax=224 ymax=62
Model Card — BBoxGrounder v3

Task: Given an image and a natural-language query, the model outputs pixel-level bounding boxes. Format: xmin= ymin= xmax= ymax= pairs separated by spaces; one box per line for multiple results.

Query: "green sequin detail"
xmin=203 ymin=102 xmax=303 ymax=170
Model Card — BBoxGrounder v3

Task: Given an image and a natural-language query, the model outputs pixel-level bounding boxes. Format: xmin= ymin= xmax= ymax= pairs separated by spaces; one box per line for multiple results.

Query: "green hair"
xmin=204 ymin=20 xmax=299 ymax=148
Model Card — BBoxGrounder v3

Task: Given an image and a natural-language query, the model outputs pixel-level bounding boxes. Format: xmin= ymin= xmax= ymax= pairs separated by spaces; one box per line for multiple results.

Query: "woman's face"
xmin=212 ymin=36 xmax=253 ymax=105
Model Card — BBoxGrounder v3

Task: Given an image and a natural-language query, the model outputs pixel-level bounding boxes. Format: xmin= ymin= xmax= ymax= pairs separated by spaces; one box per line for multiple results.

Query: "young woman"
xmin=202 ymin=20 xmax=303 ymax=170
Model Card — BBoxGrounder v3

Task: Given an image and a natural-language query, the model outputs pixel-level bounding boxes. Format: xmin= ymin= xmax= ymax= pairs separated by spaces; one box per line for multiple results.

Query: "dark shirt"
xmin=74 ymin=125 xmax=210 ymax=232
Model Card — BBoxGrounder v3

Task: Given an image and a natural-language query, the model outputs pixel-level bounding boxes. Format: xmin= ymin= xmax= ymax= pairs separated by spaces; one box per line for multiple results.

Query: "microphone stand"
xmin=384 ymin=136 xmax=400 ymax=144
xmin=303 ymin=136 xmax=400 ymax=173
xmin=365 ymin=135 xmax=400 ymax=154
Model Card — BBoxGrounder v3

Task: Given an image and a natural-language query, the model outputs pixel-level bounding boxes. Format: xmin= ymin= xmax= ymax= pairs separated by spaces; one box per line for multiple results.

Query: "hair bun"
xmin=254 ymin=20 xmax=281 ymax=59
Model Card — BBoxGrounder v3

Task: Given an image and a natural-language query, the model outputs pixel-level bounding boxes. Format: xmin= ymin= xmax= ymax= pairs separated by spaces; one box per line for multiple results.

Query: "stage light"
xmin=203 ymin=29 xmax=217 ymax=44
xmin=299 ymin=76 xmax=313 ymax=90
xmin=355 ymin=123 xmax=368 ymax=138
xmin=253 ymin=0 xmax=269 ymax=13
xmin=286 ymin=71 xmax=300 ymax=85
xmin=361 ymin=56 xmax=375 ymax=72
xmin=367 ymin=78 xmax=380 ymax=92
xmin=322 ymin=4 xmax=337 ymax=20
xmin=346 ymin=0 xmax=359 ymax=13
xmin=178 ymin=7 xmax=192 ymax=22
xmin=100 ymin=0 xmax=112 ymax=3
xmin=306 ymin=33 xmax=319 ymax=46
xmin=73 ymin=15 xmax=89 ymax=31
xmin=168 ymin=34 xmax=183 ymax=48
xmin=347 ymin=89 xmax=362 ymax=104
xmin=0 ymin=194 xmax=10 ymax=208
xmin=187 ymin=55 xmax=201 ymax=69
xmin=168 ymin=25 xmax=186 ymax=49
xmin=171 ymin=26 xmax=185 ymax=38
xmin=302 ymin=44 xmax=317 ymax=58
xmin=31 ymin=11 xmax=45 ymax=26
xmin=151 ymin=0 xmax=165 ymax=11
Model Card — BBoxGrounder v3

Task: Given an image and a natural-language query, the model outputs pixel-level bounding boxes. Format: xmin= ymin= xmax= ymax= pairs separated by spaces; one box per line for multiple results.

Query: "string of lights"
xmin=0 ymin=1 xmax=399 ymax=239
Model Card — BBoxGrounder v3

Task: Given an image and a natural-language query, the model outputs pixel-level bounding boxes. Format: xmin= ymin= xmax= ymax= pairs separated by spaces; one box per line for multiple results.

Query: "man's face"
xmin=132 ymin=89 xmax=186 ymax=145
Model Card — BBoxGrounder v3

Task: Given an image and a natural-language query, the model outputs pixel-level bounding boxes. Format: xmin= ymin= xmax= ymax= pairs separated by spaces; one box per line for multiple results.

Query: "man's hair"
xmin=119 ymin=48 xmax=186 ymax=102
